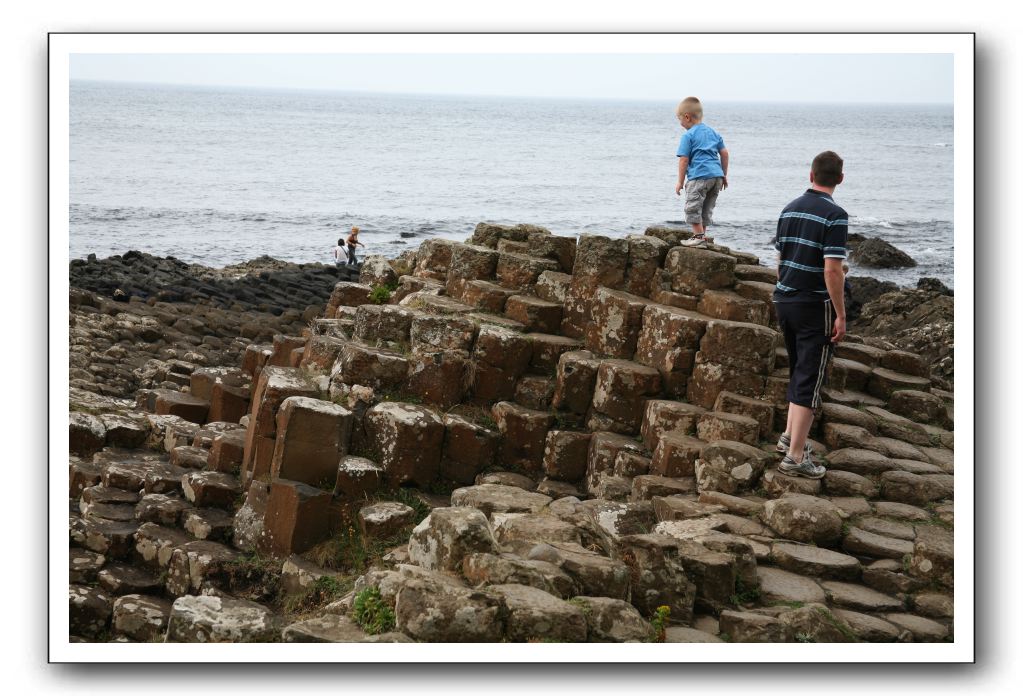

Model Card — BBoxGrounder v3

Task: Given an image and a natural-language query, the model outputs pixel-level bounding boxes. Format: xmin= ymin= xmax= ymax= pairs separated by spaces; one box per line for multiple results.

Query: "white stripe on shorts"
xmin=811 ymin=301 xmax=831 ymax=408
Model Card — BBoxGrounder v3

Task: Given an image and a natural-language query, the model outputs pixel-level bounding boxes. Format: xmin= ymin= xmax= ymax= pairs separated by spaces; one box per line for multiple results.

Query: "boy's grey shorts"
xmin=684 ymin=177 xmax=724 ymax=226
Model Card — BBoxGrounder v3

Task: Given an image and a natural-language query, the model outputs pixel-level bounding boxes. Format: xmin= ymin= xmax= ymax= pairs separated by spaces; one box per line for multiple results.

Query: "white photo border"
xmin=49 ymin=31 xmax=973 ymax=664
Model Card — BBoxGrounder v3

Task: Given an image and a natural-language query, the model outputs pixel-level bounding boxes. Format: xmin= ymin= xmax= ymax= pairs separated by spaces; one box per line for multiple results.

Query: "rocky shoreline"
xmin=68 ymin=223 xmax=954 ymax=645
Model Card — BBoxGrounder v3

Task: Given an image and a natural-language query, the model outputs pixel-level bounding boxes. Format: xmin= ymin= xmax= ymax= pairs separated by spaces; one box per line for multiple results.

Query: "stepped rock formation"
xmin=68 ymin=223 xmax=955 ymax=644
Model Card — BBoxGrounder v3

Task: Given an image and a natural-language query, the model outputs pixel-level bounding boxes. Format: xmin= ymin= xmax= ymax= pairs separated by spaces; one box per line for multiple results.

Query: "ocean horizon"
xmin=70 ymin=80 xmax=955 ymax=287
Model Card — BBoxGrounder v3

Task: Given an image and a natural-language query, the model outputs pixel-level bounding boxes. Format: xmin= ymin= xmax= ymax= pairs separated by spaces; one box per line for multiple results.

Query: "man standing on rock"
xmin=773 ymin=151 xmax=848 ymax=479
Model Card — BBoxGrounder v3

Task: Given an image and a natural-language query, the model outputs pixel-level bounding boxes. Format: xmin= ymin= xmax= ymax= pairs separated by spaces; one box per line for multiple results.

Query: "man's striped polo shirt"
xmin=773 ymin=188 xmax=849 ymax=303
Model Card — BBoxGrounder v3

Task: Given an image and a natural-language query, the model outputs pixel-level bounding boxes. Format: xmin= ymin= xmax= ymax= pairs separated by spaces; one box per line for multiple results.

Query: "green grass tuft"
xmin=369 ymin=286 xmax=392 ymax=305
xmin=352 ymin=587 xmax=395 ymax=634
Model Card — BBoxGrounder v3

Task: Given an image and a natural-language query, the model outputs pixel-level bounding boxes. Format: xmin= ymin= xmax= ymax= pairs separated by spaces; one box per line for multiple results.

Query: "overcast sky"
xmin=70 ymin=53 xmax=953 ymax=104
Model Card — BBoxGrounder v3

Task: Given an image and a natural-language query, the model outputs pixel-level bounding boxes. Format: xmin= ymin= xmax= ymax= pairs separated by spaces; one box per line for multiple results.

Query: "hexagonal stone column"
xmin=166 ymin=595 xmax=281 ymax=643
xmin=615 ymin=533 xmax=697 ymax=623
xmin=584 ymin=288 xmax=653 ymax=359
xmin=590 ymin=360 xmax=661 ymax=434
xmin=761 ymin=494 xmax=844 ymax=545
xmin=112 ymin=594 xmax=173 ymax=641
xmin=490 ymin=583 xmax=588 ymax=642
xmin=441 ymin=414 xmax=498 ymax=485
xmin=270 ymin=396 xmax=353 ymax=489
xmin=694 ymin=440 xmax=773 ymax=495
xmin=259 ymin=480 xmax=333 ymax=556
xmin=664 ymin=246 xmax=736 ymax=295
xmin=408 ymin=506 xmax=499 ymax=572
xmin=364 ymin=402 xmax=445 ymax=487
xmin=552 ymin=350 xmax=600 ymax=415
xmin=241 ymin=366 xmax=320 ymax=486
xmin=445 ymin=243 xmax=499 ymax=298
xmin=492 ymin=401 xmax=554 ymax=475
xmin=696 ymin=411 xmax=761 ymax=446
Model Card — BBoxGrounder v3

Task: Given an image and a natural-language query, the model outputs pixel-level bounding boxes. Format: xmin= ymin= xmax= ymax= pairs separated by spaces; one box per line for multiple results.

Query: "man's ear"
xmin=809 ymin=171 xmax=815 ymax=184
xmin=837 ymin=172 xmax=845 ymax=185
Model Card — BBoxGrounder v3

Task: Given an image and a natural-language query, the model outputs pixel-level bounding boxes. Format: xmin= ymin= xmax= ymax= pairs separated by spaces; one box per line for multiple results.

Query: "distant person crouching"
xmin=346 ymin=226 xmax=364 ymax=266
xmin=332 ymin=237 xmax=349 ymax=269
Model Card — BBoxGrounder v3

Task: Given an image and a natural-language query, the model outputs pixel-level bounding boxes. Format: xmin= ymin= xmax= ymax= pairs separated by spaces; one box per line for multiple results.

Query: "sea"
xmin=69 ymin=80 xmax=955 ymax=288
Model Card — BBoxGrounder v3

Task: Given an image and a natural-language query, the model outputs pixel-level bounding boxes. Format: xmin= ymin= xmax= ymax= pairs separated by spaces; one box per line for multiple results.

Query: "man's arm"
xmin=675 ymin=157 xmax=689 ymax=196
xmin=719 ymin=148 xmax=729 ymax=190
xmin=823 ymin=258 xmax=846 ymax=343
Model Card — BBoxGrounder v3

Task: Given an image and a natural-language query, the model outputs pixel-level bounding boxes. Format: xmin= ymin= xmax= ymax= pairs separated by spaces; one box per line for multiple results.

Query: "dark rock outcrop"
xmin=847 ymin=235 xmax=916 ymax=269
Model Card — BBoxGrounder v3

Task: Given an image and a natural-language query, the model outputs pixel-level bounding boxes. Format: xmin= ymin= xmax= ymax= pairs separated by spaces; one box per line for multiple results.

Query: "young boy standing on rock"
xmin=773 ymin=151 xmax=849 ymax=479
xmin=674 ymin=97 xmax=729 ymax=248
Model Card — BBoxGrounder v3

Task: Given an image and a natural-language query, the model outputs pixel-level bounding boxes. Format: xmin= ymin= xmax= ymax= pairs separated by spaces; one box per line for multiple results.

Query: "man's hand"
xmin=831 ymin=315 xmax=846 ymax=343
xmin=720 ymin=176 xmax=728 ymax=191
xmin=675 ymin=180 xmax=684 ymax=196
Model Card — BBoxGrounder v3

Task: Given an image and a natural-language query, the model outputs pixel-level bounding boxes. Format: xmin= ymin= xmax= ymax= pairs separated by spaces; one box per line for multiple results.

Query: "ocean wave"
xmin=69 ymin=202 xmax=956 ymax=287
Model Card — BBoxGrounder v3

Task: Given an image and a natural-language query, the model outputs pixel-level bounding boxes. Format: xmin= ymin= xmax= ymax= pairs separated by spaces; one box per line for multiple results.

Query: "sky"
xmin=69 ymin=53 xmax=953 ymax=104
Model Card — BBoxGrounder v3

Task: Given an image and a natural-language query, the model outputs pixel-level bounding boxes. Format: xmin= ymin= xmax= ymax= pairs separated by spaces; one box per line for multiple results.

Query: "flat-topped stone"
xmin=408 ymin=506 xmax=499 ymax=572
xmin=450 ymin=484 xmax=553 ymax=518
xmin=842 ymin=526 xmax=915 ymax=559
xmin=70 ymin=548 xmax=106 ymax=584
xmin=505 ymin=295 xmax=563 ymax=334
xmin=697 ymin=490 xmax=765 ymax=516
xmin=526 ymin=333 xmax=584 ymax=372
xmin=835 ymin=342 xmax=886 ymax=367
xmin=821 ymin=580 xmax=904 ymax=612
xmin=862 ymin=406 xmax=931 ymax=446
xmin=873 ymin=501 xmax=931 ymax=521
xmin=884 ymin=613 xmax=949 ymax=642
xmin=855 ymin=516 xmax=916 ymax=541
xmin=489 ymin=583 xmax=588 ymax=642
xmin=771 ymin=542 xmax=862 ymax=580
xmin=166 ymin=595 xmax=281 ymax=643
xmin=526 ymin=541 xmax=630 ymax=600
xmin=831 ymin=609 xmax=904 ymax=642
xmin=867 ymin=368 xmax=932 ymax=400
xmin=761 ymin=494 xmax=844 ymax=545
xmin=97 ymin=563 xmax=162 ymax=596
xmin=282 ymin=614 xmax=372 ymax=642
xmin=112 ymin=594 xmax=174 ymax=642
xmin=755 ymin=566 xmax=826 ymax=605
xmin=413 ymin=293 xmax=475 ymax=315
xmin=826 ymin=448 xmax=896 ymax=476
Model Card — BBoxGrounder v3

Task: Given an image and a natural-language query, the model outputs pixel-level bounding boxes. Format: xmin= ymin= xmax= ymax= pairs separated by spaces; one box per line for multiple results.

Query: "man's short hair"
xmin=676 ymin=97 xmax=703 ymax=119
xmin=812 ymin=151 xmax=844 ymax=187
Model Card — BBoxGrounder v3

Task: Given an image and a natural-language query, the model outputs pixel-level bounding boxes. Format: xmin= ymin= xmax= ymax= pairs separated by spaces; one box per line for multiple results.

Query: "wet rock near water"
xmin=850 ymin=281 xmax=954 ymax=384
xmin=71 ymin=251 xmax=357 ymax=309
xmin=847 ymin=234 xmax=917 ymax=269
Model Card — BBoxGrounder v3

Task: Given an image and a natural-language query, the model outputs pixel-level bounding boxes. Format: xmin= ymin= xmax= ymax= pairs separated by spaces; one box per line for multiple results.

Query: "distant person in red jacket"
xmin=346 ymin=226 xmax=364 ymax=266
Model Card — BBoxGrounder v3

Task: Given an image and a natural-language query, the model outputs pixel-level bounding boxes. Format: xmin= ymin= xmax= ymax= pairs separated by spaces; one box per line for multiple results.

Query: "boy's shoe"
xmin=681 ymin=234 xmax=707 ymax=248
xmin=776 ymin=432 xmax=814 ymax=457
xmin=778 ymin=454 xmax=826 ymax=480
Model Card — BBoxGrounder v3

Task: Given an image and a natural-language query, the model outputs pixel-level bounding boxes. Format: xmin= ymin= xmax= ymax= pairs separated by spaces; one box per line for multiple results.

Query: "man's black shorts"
xmin=774 ymin=299 xmax=835 ymax=409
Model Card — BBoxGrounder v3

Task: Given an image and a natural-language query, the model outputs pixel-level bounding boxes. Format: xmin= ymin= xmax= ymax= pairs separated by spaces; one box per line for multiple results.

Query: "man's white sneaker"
xmin=776 ymin=432 xmax=814 ymax=457
xmin=778 ymin=454 xmax=826 ymax=480
xmin=681 ymin=235 xmax=707 ymax=248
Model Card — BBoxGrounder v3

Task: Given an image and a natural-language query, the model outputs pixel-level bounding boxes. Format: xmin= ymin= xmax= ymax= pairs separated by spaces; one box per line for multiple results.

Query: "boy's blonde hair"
xmin=676 ymin=97 xmax=703 ymax=120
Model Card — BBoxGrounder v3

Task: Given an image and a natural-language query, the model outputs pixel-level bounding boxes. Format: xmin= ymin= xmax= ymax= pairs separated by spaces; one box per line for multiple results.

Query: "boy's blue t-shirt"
xmin=676 ymin=123 xmax=726 ymax=180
